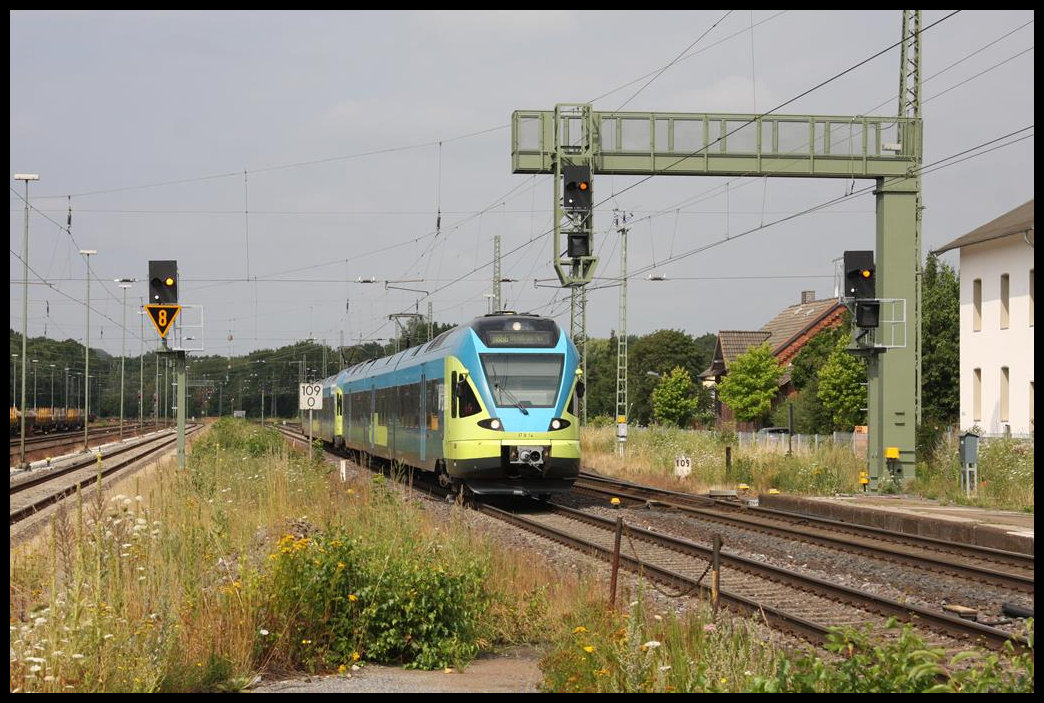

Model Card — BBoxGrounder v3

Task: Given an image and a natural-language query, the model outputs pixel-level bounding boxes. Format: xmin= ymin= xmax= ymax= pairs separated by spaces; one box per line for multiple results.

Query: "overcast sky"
xmin=10 ymin=10 xmax=1034 ymax=362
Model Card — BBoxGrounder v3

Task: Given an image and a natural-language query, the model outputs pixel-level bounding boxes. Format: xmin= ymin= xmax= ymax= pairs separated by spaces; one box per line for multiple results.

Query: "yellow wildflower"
xmin=583 ymin=645 xmax=595 ymax=653
xmin=572 ymin=626 xmax=587 ymax=634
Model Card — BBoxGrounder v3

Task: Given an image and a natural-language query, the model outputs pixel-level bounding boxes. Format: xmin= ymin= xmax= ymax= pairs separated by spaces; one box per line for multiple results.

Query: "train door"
xmin=419 ymin=373 xmax=426 ymax=463
xmin=334 ymin=387 xmax=343 ymax=448
xmin=368 ymin=385 xmax=375 ymax=454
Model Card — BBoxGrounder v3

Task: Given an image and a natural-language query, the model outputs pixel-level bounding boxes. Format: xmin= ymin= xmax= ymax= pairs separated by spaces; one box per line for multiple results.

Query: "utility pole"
xmin=14 ymin=172 xmax=38 ymax=469
xmin=493 ymin=234 xmax=502 ymax=312
xmin=116 ymin=278 xmax=136 ymax=440
xmin=139 ymin=298 xmax=145 ymax=429
xmin=615 ymin=211 xmax=632 ymax=457
xmin=80 ymin=249 xmax=98 ymax=452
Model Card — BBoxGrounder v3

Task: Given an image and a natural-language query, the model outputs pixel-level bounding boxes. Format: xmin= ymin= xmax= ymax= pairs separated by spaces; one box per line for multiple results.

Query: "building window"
xmin=1000 ymin=367 xmax=1010 ymax=423
xmin=1000 ymin=273 xmax=1010 ymax=329
xmin=973 ymin=368 xmax=982 ymax=422
xmin=1030 ymin=269 xmax=1034 ymax=327
xmin=972 ymin=278 xmax=982 ymax=332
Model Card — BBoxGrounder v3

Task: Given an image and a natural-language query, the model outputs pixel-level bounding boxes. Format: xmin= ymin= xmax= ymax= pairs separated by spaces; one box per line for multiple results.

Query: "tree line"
xmin=10 ymin=255 xmax=958 ymax=434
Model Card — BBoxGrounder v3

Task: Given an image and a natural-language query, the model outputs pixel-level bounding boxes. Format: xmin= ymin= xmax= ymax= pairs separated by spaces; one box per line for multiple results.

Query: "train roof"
xmin=327 ymin=312 xmax=564 ymax=385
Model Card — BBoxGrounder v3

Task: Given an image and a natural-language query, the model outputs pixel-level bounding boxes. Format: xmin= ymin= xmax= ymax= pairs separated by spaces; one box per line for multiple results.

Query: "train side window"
xmin=457 ymin=377 xmax=481 ymax=418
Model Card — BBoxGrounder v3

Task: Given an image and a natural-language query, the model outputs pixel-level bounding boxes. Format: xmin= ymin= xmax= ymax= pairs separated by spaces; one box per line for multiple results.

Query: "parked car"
xmin=757 ymin=427 xmax=791 ymax=435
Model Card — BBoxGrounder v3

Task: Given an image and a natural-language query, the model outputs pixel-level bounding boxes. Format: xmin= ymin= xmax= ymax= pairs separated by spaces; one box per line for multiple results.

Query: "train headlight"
xmin=547 ymin=418 xmax=571 ymax=431
xmin=477 ymin=418 xmax=504 ymax=431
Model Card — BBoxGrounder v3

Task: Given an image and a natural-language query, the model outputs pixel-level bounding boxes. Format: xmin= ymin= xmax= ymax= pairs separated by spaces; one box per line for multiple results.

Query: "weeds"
xmin=584 ymin=424 xmax=1032 ymax=512
xmin=10 ymin=418 xmax=1032 ymax=693
xmin=9 ymin=418 xmax=577 ymax=692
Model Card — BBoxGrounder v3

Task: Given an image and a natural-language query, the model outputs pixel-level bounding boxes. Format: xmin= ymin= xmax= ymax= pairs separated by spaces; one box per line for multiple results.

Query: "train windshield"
xmin=480 ymin=354 xmax=563 ymax=409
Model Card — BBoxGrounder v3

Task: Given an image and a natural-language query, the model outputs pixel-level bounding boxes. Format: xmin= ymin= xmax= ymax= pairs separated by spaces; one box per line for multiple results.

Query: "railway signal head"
xmin=148 ymin=260 xmax=179 ymax=304
xmin=843 ymin=250 xmax=875 ymax=299
xmin=843 ymin=250 xmax=879 ymax=328
xmin=562 ymin=165 xmax=592 ymax=211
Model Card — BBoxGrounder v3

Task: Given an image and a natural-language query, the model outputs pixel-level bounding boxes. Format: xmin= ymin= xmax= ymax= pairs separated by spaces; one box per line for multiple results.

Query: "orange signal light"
xmin=165 ymin=276 xmax=175 ymax=286
xmin=578 ymin=181 xmax=589 ymax=191
xmin=860 ymin=269 xmax=871 ymax=278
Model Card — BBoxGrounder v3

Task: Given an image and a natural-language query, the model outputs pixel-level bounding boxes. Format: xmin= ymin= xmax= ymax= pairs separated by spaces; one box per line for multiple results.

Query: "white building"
xmin=933 ymin=200 xmax=1034 ymax=437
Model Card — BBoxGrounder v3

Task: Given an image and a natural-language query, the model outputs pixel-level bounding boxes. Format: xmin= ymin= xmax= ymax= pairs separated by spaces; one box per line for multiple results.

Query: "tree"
xmin=716 ymin=343 xmax=782 ymax=425
xmin=777 ymin=313 xmax=849 ymax=434
xmin=627 ymin=329 xmax=714 ymax=425
xmin=817 ymin=334 xmax=867 ymax=431
xmin=921 ymin=254 xmax=960 ymax=425
xmin=651 ymin=366 xmax=700 ymax=427
xmin=788 ymin=316 xmax=848 ymax=390
xmin=581 ymin=335 xmax=618 ymax=419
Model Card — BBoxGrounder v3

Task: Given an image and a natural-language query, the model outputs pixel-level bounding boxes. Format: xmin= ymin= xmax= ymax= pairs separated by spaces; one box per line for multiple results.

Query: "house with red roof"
xmin=699 ymin=290 xmax=847 ymax=426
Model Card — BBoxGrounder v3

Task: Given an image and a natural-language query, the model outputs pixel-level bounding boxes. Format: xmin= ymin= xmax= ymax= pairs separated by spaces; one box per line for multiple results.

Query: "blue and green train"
xmin=306 ymin=311 xmax=583 ymax=497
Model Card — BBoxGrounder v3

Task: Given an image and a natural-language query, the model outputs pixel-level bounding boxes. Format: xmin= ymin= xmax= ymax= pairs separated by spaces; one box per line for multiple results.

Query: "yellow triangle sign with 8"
xmin=145 ymin=304 xmax=181 ymax=338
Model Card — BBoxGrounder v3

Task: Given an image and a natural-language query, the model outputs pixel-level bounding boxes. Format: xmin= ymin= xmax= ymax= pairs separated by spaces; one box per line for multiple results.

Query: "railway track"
xmin=478 ymin=500 xmax=1029 ymax=655
xmin=10 ymin=422 xmax=170 ymax=466
xmin=273 ymin=425 xmax=1031 ymax=656
xmin=10 ymin=425 xmax=201 ymax=533
xmin=573 ymin=472 xmax=1035 ymax=595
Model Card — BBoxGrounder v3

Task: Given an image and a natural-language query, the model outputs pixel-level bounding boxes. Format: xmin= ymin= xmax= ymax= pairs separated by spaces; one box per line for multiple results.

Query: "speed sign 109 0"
xmin=299 ymin=383 xmax=323 ymax=410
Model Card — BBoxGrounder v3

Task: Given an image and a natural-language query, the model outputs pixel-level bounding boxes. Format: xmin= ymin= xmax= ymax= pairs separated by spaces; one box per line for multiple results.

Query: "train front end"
xmin=445 ymin=313 xmax=582 ymax=497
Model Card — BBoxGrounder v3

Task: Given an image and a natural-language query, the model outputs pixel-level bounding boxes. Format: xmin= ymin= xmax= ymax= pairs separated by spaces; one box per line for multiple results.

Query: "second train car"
xmin=307 ymin=311 xmax=583 ymax=498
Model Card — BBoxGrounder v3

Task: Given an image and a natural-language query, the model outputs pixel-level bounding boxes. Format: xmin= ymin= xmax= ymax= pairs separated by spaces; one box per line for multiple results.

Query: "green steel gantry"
xmin=510 ymin=12 xmax=924 ymax=488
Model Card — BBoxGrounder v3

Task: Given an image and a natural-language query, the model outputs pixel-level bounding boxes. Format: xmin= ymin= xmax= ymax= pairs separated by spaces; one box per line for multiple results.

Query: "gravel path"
xmin=250 ymin=646 xmax=544 ymax=694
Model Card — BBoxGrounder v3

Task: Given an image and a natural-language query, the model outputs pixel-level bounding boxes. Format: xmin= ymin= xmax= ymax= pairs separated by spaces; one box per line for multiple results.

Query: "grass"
xmin=9 ymin=418 xmax=1034 ymax=692
xmin=582 ymin=425 xmax=864 ymax=497
xmin=582 ymin=424 xmax=1034 ymax=513
xmin=9 ymin=418 xmax=580 ymax=692
xmin=909 ymin=432 xmax=1035 ymax=511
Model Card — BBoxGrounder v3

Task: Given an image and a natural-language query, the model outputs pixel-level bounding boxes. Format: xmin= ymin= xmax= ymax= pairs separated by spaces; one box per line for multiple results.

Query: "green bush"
xmin=263 ymin=525 xmax=493 ymax=671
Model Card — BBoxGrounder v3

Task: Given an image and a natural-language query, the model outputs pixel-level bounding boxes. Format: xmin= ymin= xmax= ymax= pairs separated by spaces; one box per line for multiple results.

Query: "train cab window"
xmin=456 ymin=376 xmax=481 ymax=418
xmin=481 ymin=354 xmax=563 ymax=408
